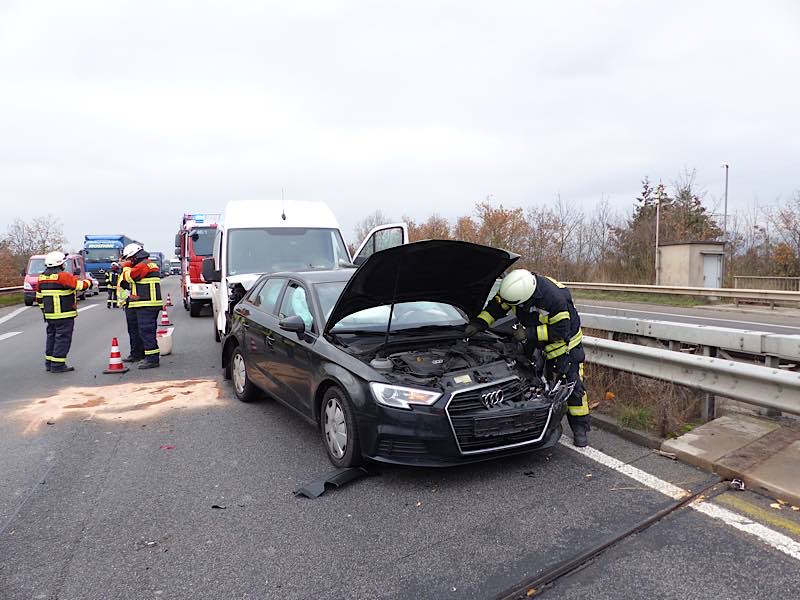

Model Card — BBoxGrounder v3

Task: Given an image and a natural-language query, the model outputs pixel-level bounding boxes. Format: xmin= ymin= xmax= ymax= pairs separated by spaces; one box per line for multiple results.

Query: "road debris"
xmin=293 ymin=467 xmax=370 ymax=499
xmin=160 ymin=445 xmax=176 ymax=450
xmin=769 ymin=503 xmax=783 ymax=510
xmin=211 ymin=504 xmax=227 ymax=510
xmin=728 ymin=478 xmax=745 ymax=491
xmin=656 ymin=450 xmax=678 ymax=460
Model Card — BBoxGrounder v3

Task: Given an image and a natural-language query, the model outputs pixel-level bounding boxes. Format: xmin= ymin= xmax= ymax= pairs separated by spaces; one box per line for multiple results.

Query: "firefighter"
xmin=36 ymin=251 xmax=93 ymax=373
xmin=119 ymin=243 xmax=163 ymax=369
xmin=465 ymin=269 xmax=591 ymax=447
xmin=106 ymin=262 xmax=120 ymax=309
xmin=117 ymin=259 xmax=144 ymax=363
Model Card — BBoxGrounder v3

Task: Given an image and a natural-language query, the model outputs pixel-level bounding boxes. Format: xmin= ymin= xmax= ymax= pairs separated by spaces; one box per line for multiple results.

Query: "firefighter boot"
xmin=51 ymin=364 xmax=75 ymax=373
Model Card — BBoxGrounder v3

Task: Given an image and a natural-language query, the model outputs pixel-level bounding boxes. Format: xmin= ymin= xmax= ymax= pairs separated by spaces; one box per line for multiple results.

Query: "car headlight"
xmin=369 ymin=382 xmax=441 ymax=410
xmin=23 ymin=281 xmax=33 ymax=290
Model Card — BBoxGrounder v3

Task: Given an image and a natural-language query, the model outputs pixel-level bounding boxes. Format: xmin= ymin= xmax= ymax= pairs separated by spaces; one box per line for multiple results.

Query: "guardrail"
xmin=734 ymin=276 xmax=800 ymax=291
xmin=0 ymin=286 xmax=23 ymax=296
xmin=581 ymin=313 xmax=800 ymax=362
xmin=583 ymin=336 xmax=800 ymax=417
xmin=565 ymin=281 xmax=800 ymax=307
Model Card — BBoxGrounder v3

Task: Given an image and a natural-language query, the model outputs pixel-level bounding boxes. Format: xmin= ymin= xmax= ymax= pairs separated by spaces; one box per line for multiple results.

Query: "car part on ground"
xmin=293 ymin=467 xmax=370 ymax=499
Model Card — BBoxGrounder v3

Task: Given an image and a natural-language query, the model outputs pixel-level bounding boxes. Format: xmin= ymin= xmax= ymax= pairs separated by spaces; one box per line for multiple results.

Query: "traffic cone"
xmin=160 ymin=307 xmax=172 ymax=327
xmin=166 ymin=293 xmax=173 ymax=307
xmin=103 ymin=337 xmax=129 ymax=374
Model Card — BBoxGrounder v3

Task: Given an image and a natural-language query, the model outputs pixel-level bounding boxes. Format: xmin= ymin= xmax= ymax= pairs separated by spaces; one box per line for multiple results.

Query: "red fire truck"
xmin=175 ymin=212 xmax=221 ymax=317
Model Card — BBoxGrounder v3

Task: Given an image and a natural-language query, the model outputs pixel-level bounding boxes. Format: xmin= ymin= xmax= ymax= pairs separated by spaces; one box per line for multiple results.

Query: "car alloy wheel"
xmin=324 ymin=398 xmax=347 ymax=459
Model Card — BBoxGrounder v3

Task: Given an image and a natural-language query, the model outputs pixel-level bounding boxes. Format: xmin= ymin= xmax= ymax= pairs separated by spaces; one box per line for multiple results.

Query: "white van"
xmin=203 ymin=200 xmax=407 ymax=342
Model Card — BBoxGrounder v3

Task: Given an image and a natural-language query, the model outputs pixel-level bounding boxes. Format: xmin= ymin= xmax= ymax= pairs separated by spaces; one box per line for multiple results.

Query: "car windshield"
xmin=84 ymin=248 xmax=120 ymax=263
xmin=27 ymin=258 xmax=46 ymax=275
xmin=227 ymin=228 xmax=350 ymax=276
xmin=190 ymin=228 xmax=215 ymax=256
xmin=315 ymin=281 xmax=467 ymax=332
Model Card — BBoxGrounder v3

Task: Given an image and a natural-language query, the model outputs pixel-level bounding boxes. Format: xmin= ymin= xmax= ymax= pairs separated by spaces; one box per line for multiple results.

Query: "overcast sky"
xmin=1 ymin=0 xmax=799 ymax=253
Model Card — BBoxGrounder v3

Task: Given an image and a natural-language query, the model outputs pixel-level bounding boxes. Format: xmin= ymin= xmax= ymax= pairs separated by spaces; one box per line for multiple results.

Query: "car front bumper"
xmin=359 ymin=394 xmax=567 ymax=467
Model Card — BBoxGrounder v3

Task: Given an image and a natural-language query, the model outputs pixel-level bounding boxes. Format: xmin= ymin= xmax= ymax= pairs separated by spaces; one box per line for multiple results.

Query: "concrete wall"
xmin=659 ymin=243 xmax=723 ymax=287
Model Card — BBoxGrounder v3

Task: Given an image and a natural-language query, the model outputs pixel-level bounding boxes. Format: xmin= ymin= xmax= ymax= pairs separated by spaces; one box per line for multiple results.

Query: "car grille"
xmin=377 ymin=437 xmax=428 ymax=457
xmin=446 ymin=378 xmax=552 ymax=454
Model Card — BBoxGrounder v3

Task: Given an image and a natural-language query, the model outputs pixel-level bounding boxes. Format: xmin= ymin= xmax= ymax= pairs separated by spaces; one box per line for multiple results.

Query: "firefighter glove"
xmin=512 ymin=325 xmax=528 ymax=343
xmin=464 ymin=319 xmax=487 ymax=338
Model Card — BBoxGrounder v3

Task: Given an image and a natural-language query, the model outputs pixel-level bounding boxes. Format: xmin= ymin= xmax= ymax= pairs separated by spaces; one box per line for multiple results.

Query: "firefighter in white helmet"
xmin=465 ymin=269 xmax=590 ymax=446
xmin=119 ymin=243 xmax=163 ymax=368
xmin=37 ymin=251 xmax=93 ymax=372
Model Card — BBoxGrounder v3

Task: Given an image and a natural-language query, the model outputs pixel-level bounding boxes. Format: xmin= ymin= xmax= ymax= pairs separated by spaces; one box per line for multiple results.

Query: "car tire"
xmin=230 ymin=347 xmax=257 ymax=402
xmin=321 ymin=386 xmax=362 ymax=468
xmin=189 ymin=300 xmax=201 ymax=317
xmin=24 ymin=297 xmax=34 ymax=306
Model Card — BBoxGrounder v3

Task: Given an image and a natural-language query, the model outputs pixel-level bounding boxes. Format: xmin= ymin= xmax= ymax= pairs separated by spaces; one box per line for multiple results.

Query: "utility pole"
xmin=654 ymin=197 xmax=661 ymax=285
xmin=722 ymin=163 xmax=729 ymax=284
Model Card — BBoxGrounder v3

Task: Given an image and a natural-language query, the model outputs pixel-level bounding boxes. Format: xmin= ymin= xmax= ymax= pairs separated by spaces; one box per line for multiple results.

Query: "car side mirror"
xmin=20 ymin=269 xmax=26 ymax=276
xmin=174 ymin=234 xmax=181 ymax=251
xmin=201 ymin=257 xmax=221 ymax=283
xmin=279 ymin=315 xmax=306 ymax=336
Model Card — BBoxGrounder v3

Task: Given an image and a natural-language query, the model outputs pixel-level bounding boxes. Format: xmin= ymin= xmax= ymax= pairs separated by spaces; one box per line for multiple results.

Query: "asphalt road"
xmin=574 ymin=300 xmax=800 ymax=335
xmin=1 ymin=279 xmax=799 ymax=599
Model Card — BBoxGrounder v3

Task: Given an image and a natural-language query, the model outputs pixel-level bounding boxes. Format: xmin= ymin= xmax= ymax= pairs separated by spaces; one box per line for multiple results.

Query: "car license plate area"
xmin=473 ymin=408 xmax=543 ymax=439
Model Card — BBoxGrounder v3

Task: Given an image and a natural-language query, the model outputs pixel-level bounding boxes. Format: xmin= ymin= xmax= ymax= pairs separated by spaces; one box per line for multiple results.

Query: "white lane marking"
xmin=0 ymin=306 xmax=29 ymax=326
xmin=558 ymin=437 xmax=800 ymax=562
xmin=576 ymin=304 xmax=800 ymax=332
xmin=77 ymin=304 xmax=98 ymax=313
xmin=0 ymin=331 xmax=22 ymax=342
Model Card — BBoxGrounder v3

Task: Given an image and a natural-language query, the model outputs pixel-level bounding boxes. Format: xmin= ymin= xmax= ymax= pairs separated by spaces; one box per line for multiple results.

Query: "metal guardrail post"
xmin=700 ymin=345 xmax=716 ymax=421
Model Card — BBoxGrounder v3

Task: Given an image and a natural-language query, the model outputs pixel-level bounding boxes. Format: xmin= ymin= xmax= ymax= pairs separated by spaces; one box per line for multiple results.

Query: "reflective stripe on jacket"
xmin=37 ymin=269 xmax=90 ymax=319
xmin=122 ymin=261 xmax=162 ymax=308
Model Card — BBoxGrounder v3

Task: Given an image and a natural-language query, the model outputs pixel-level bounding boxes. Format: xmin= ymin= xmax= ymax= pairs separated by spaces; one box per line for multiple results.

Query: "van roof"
xmin=222 ymin=200 xmax=341 ymax=231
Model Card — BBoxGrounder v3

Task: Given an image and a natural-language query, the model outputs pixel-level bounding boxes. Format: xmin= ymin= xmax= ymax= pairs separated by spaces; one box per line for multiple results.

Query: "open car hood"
xmin=324 ymin=240 xmax=519 ymax=334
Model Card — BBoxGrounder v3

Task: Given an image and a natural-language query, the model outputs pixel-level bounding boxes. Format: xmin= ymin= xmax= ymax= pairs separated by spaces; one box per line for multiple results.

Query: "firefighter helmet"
xmin=498 ymin=269 xmax=536 ymax=305
xmin=122 ymin=243 xmax=143 ymax=259
xmin=44 ymin=251 xmax=67 ymax=268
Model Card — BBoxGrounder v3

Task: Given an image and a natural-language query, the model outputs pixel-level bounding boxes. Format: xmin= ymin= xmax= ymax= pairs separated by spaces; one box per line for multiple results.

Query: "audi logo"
xmin=480 ymin=389 xmax=505 ymax=409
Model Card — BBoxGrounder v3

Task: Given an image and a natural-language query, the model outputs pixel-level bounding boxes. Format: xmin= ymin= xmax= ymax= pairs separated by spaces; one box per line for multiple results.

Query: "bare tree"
xmin=352 ymin=210 xmax=393 ymax=244
xmin=2 ymin=215 xmax=67 ymax=263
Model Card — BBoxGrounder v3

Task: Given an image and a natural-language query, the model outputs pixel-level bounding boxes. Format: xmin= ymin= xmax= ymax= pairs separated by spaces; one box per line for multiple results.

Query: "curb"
xmin=591 ymin=413 xmax=663 ymax=450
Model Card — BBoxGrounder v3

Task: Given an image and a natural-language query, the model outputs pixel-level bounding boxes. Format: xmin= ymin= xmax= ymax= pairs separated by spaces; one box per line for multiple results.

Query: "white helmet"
xmin=44 ymin=251 xmax=67 ymax=268
xmin=499 ymin=269 xmax=536 ymax=305
xmin=122 ymin=243 xmax=143 ymax=259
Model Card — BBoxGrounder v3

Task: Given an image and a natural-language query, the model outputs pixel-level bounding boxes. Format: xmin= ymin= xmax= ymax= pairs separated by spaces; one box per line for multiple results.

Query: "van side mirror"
xmin=20 ymin=269 xmax=26 ymax=276
xmin=279 ymin=315 xmax=306 ymax=336
xmin=174 ymin=234 xmax=181 ymax=252
xmin=201 ymin=257 xmax=221 ymax=283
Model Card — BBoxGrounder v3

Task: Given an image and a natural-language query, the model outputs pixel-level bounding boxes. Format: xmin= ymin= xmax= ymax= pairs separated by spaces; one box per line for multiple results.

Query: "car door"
xmin=351 ymin=223 xmax=408 ymax=265
xmin=269 ymin=280 xmax=319 ymax=417
xmin=242 ymin=277 xmax=287 ymax=394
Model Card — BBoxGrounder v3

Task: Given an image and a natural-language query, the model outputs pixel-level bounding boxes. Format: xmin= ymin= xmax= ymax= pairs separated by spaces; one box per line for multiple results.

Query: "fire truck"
xmin=175 ymin=212 xmax=221 ymax=317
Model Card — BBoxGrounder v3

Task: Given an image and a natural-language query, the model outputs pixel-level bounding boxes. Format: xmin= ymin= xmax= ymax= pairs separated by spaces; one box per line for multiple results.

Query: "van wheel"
xmin=24 ymin=297 xmax=34 ymax=306
xmin=190 ymin=300 xmax=201 ymax=317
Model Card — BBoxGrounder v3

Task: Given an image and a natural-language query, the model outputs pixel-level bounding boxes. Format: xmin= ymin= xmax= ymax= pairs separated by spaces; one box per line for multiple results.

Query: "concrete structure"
xmin=658 ymin=241 xmax=725 ymax=288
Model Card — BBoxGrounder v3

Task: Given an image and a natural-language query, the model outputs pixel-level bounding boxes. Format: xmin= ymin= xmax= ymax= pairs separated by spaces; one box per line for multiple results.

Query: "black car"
xmin=221 ymin=240 xmax=572 ymax=467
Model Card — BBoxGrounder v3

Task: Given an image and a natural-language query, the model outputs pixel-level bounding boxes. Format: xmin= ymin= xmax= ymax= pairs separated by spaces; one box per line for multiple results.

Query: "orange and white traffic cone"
xmin=160 ymin=307 xmax=172 ymax=327
xmin=103 ymin=337 xmax=129 ymax=374
xmin=166 ymin=293 xmax=173 ymax=307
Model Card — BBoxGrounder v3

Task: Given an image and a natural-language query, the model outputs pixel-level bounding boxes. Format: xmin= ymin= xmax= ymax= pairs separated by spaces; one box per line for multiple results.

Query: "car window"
xmin=357 ymin=226 xmax=404 ymax=261
xmin=254 ymin=278 xmax=285 ymax=314
xmin=246 ymin=279 xmax=266 ymax=302
xmin=279 ymin=283 xmax=314 ymax=332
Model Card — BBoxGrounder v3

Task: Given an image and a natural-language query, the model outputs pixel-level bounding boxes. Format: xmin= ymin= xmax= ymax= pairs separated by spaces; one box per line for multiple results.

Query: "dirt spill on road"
xmin=15 ymin=379 xmax=222 ymax=434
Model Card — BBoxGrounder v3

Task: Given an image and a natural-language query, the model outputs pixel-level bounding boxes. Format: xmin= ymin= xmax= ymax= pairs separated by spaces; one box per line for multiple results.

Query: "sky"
xmin=1 ymin=0 xmax=799 ymax=254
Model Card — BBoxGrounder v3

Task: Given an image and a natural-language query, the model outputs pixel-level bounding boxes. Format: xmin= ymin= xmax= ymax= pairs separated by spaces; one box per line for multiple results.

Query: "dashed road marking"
xmin=77 ymin=304 xmax=98 ymax=313
xmin=0 ymin=331 xmax=22 ymax=342
xmin=559 ymin=436 xmax=800 ymax=562
xmin=0 ymin=306 xmax=29 ymax=325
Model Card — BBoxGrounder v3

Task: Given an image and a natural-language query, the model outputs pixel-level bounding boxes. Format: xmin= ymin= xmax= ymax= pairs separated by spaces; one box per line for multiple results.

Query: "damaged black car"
xmin=221 ymin=240 xmax=572 ymax=467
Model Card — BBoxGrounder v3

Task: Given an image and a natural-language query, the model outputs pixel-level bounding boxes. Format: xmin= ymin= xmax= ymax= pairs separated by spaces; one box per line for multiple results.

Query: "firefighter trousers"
xmin=45 ymin=318 xmax=75 ymax=367
xmin=546 ymin=346 xmax=590 ymax=433
xmin=124 ymin=306 xmax=144 ymax=359
xmin=133 ymin=306 xmax=160 ymax=364
xmin=107 ymin=288 xmax=117 ymax=308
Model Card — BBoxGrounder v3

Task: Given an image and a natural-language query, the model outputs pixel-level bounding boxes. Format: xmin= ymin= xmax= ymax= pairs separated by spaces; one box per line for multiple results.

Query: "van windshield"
xmin=27 ymin=258 xmax=46 ymax=275
xmin=227 ymin=228 xmax=349 ymax=276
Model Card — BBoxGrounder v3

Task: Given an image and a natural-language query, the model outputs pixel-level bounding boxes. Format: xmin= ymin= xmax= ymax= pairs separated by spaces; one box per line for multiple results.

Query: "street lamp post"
xmin=654 ymin=197 xmax=661 ymax=285
xmin=722 ymin=163 xmax=729 ymax=284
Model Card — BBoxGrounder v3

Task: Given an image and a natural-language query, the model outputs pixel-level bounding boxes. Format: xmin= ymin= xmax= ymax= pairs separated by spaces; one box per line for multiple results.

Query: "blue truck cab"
xmin=83 ymin=234 xmax=140 ymax=289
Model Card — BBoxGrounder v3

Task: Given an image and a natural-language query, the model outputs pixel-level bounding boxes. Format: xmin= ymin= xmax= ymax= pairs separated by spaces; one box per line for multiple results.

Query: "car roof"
xmin=265 ymin=268 xmax=356 ymax=285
